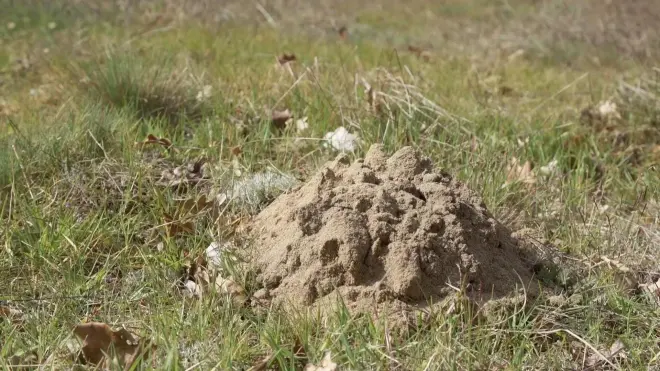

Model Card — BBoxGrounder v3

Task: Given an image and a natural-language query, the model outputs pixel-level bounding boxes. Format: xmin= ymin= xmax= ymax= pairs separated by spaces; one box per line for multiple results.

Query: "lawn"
xmin=1 ymin=0 xmax=659 ymax=369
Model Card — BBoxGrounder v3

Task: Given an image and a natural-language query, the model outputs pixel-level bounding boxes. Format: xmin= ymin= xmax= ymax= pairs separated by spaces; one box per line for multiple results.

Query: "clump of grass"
xmin=76 ymin=51 xmax=209 ymax=126
xmin=618 ymin=68 xmax=660 ymax=129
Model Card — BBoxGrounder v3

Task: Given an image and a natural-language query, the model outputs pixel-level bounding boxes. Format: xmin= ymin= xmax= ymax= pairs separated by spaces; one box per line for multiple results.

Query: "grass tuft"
xmin=76 ymin=51 xmax=210 ymax=126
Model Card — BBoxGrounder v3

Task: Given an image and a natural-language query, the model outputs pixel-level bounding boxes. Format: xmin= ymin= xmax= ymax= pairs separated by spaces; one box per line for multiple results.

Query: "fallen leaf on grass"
xmin=231 ymin=146 xmax=242 ymax=156
xmin=272 ymin=109 xmax=293 ymax=130
xmin=304 ymin=351 xmax=337 ymax=371
xmin=73 ymin=322 xmax=153 ymax=369
xmin=278 ymin=53 xmax=297 ymax=65
xmin=505 ymin=157 xmax=536 ymax=186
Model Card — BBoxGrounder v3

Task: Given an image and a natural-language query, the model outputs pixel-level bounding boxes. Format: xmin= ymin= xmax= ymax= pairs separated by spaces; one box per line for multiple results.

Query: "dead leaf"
xmin=505 ymin=157 xmax=536 ymax=186
xmin=73 ymin=322 xmax=153 ymax=370
xmin=278 ymin=53 xmax=297 ymax=65
xmin=231 ymin=146 xmax=242 ymax=156
xmin=272 ymin=109 xmax=293 ymax=130
xmin=338 ymin=26 xmax=348 ymax=40
xmin=304 ymin=351 xmax=337 ymax=371
xmin=163 ymin=213 xmax=194 ymax=237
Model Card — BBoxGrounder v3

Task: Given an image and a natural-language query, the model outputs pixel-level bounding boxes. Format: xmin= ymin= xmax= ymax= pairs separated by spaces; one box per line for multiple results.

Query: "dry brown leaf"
xmin=272 ymin=109 xmax=293 ymax=130
xmin=163 ymin=212 xmax=194 ymax=237
xmin=505 ymin=157 xmax=536 ymax=186
xmin=304 ymin=352 xmax=337 ymax=371
xmin=278 ymin=53 xmax=297 ymax=65
xmin=73 ymin=322 xmax=153 ymax=370
xmin=231 ymin=146 xmax=243 ymax=156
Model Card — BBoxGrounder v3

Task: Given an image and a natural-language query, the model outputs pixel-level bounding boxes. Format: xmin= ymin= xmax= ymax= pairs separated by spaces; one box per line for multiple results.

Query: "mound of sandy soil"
xmin=249 ymin=145 xmax=544 ymax=313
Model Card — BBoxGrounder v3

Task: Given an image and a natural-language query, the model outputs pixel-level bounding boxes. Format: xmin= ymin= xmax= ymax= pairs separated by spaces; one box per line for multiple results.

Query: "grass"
xmin=1 ymin=0 xmax=660 ymax=369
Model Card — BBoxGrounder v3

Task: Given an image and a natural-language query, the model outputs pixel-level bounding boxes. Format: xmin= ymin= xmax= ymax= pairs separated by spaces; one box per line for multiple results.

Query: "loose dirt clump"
xmin=249 ymin=145 xmax=544 ymax=313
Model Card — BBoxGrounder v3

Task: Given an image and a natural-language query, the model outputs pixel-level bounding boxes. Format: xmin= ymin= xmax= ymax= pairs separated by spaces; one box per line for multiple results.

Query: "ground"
xmin=1 ymin=0 xmax=659 ymax=369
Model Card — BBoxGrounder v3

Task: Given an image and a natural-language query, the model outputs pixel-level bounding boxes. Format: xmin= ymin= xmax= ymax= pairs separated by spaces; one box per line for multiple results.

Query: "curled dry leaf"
xmin=272 ymin=109 xmax=293 ymax=130
xmin=73 ymin=322 xmax=153 ymax=370
xmin=304 ymin=351 xmax=337 ymax=371
xmin=505 ymin=157 xmax=536 ymax=186
xmin=278 ymin=53 xmax=297 ymax=65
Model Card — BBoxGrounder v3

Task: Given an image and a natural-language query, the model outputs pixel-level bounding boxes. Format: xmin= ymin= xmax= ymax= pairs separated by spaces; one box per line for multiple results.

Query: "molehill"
xmin=249 ymin=145 xmax=543 ymax=313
